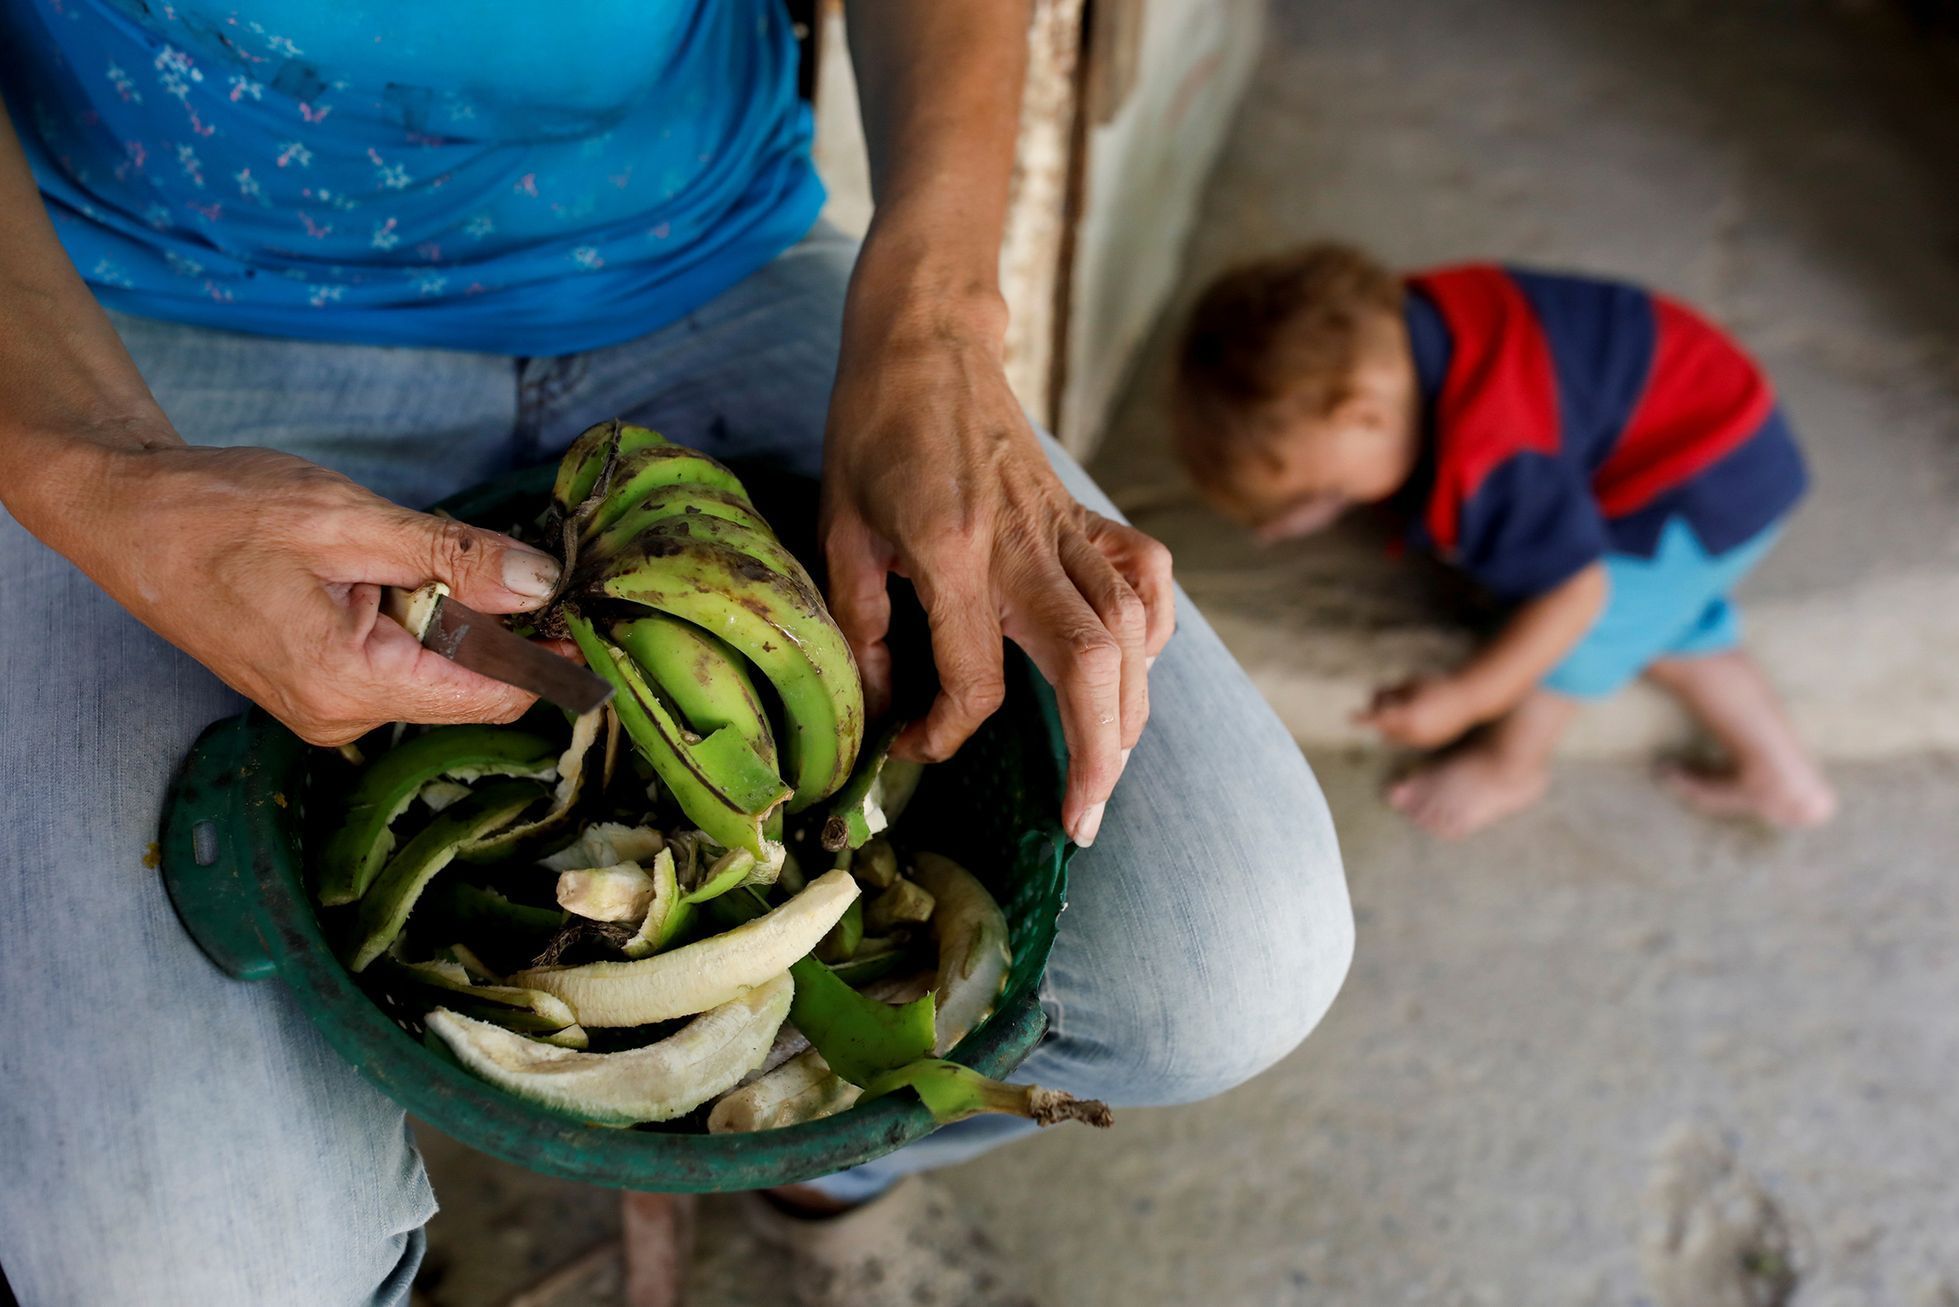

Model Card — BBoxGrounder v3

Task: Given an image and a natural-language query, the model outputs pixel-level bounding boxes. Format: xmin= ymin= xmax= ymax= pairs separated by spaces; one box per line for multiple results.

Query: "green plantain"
xmin=634 ymin=512 xmax=816 ymax=592
xmin=564 ymin=610 xmax=788 ymax=857
xmin=609 ymin=614 xmax=776 ymax=769
xmin=552 ymin=420 xmax=669 ymax=513
xmin=595 ymin=535 xmax=863 ymax=808
xmin=584 ymin=485 xmax=772 ymax=564
xmin=582 ymin=447 xmax=751 ymax=538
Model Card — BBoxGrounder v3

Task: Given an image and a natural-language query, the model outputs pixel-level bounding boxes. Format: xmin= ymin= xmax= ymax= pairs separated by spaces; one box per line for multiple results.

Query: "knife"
xmin=385 ymin=583 xmax=613 ymax=715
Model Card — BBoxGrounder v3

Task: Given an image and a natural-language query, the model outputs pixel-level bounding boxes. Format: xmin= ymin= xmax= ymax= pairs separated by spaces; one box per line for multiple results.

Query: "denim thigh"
xmin=0 ymin=319 xmax=520 ymax=1306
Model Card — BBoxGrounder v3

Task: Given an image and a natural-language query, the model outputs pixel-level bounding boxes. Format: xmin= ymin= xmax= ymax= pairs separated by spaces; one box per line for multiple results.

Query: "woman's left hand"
xmin=819 ymin=288 xmax=1174 ymax=849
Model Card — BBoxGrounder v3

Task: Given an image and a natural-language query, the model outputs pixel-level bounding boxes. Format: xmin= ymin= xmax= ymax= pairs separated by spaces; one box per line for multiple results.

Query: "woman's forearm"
xmin=0 ymin=101 xmax=176 ymax=544
xmin=1454 ymin=563 xmax=1610 ymax=721
xmin=841 ymin=0 xmax=1028 ymax=330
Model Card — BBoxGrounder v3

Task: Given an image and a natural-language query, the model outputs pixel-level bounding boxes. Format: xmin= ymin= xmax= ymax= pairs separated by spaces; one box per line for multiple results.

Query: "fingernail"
xmin=1119 ymin=747 xmax=1133 ymax=771
xmin=503 ymin=548 xmax=560 ymax=600
xmin=1146 ymin=655 xmax=1157 ymax=671
xmin=1073 ymin=800 xmax=1106 ymax=847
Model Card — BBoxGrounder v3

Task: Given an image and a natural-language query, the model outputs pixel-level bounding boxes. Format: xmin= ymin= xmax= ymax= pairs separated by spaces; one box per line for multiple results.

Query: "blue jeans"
xmin=0 ymin=224 xmax=1352 ymax=1305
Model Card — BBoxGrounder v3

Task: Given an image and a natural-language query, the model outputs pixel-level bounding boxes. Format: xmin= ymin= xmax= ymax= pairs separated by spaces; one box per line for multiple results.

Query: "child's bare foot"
xmin=1644 ymin=651 xmax=1837 ymax=830
xmin=1388 ymin=742 xmax=1550 ymax=838
xmin=1657 ymin=760 xmax=1837 ymax=828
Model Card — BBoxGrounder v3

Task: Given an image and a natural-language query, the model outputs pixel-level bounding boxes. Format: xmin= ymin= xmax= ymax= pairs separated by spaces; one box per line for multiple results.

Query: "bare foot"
xmin=1388 ymin=742 xmax=1550 ymax=838
xmin=1657 ymin=760 xmax=1837 ymax=829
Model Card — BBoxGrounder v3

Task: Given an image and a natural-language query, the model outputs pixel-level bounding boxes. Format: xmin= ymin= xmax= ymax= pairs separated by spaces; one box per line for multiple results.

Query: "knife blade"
xmin=385 ymin=583 xmax=613 ymax=715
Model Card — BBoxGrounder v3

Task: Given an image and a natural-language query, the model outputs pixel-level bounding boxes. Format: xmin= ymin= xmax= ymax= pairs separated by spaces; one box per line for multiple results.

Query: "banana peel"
xmin=376 ymin=954 xmax=578 ymax=1031
xmin=862 ymin=1059 xmax=1112 ymax=1129
xmin=319 ymin=726 xmax=557 ymax=905
xmin=820 ymin=720 xmax=903 ymax=853
xmin=513 ymin=868 xmax=858 ymax=1027
xmin=425 ymin=972 xmax=792 ymax=1127
xmin=910 ymin=852 xmax=1013 ymax=1054
xmin=457 ymin=708 xmax=606 ymax=864
xmin=346 ymin=779 xmax=546 ymax=971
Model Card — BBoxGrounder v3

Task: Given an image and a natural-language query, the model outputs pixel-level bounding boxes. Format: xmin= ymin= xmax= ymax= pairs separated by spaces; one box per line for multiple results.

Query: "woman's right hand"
xmin=25 ymin=435 xmax=564 ymax=745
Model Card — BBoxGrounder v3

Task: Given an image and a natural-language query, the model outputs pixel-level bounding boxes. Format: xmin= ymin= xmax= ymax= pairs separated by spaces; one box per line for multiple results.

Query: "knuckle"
xmin=1067 ymin=628 xmax=1122 ymax=678
xmin=1105 ymin=583 xmax=1147 ymax=636
xmin=949 ymin=674 xmax=1006 ymax=720
xmin=426 ymin=517 xmax=484 ymax=577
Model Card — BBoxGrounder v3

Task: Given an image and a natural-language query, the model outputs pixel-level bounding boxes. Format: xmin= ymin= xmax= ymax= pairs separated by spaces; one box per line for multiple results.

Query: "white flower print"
xmin=307 ymin=284 xmax=345 ymax=308
xmin=106 ymin=64 xmax=143 ymax=104
xmin=227 ymin=75 xmax=264 ymax=103
xmin=413 ymin=271 xmax=448 ymax=297
xmin=266 ymin=35 xmax=304 ymax=58
xmin=305 ymin=188 xmax=358 ymax=213
xmin=464 ymin=215 xmax=495 ymax=239
xmin=234 ymin=167 xmax=261 ymax=201
xmin=368 ymin=148 xmax=412 ymax=191
xmin=175 ymin=143 xmax=204 ymax=187
xmin=164 ymin=250 xmax=205 ymax=278
xmin=154 ymin=47 xmax=203 ymax=103
xmin=371 ymin=218 xmax=401 ymax=251
xmin=144 ymin=203 xmax=173 ymax=230
xmin=275 ymin=141 xmax=312 ymax=169
xmin=571 ymin=246 xmax=604 ymax=271
xmin=91 ymin=258 xmax=135 ymax=289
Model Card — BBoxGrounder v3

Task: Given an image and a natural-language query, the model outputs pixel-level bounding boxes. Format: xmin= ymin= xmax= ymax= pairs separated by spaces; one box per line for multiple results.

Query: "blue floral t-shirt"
xmin=1 ymin=0 xmax=825 ymax=354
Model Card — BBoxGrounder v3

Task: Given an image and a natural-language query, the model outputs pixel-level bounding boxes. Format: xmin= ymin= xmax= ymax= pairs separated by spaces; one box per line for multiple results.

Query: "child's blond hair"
xmin=1173 ymin=242 xmax=1402 ymax=505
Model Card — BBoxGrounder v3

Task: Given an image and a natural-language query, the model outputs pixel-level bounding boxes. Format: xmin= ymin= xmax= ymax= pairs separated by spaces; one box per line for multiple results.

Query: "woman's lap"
xmin=0 ymin=225 xmax=1350 ymax=1300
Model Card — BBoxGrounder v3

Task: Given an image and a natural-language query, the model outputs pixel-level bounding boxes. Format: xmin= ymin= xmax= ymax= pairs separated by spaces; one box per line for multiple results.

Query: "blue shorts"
xmin=1543 ymin=516 xmax=1784 ymax=700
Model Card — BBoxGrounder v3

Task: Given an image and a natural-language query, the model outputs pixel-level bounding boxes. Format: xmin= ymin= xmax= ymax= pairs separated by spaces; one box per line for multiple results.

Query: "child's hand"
xmin=1356 ymin=677 xmax=1478 ymax=749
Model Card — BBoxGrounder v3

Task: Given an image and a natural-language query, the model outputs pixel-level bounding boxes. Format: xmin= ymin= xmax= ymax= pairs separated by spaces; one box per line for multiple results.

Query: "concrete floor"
xmin=419 ymin=2 xmax=1959 ymax=1303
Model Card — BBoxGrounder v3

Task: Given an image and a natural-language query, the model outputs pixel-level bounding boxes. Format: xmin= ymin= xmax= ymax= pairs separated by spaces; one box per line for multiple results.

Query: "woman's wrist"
xmin=848 ymin=210 xmax=1009 ymax=349
xmin=0 ymin=414 xmax=177 ymax=557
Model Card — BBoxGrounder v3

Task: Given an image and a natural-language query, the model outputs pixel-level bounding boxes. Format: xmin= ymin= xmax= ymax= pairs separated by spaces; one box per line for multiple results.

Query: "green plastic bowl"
xmin=158 ymin=465 xmax=1074 ymax=1193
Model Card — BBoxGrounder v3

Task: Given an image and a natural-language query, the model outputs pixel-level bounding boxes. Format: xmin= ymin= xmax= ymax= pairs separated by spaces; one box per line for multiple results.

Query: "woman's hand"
xmin=31 ymin=436 xmax=563 ymax=745
xmin=820 ymin=296 xmax=1174 ymax=848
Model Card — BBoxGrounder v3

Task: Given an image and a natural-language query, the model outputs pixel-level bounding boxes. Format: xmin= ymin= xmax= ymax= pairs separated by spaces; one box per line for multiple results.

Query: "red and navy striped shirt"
xmin=1401 ymin=264 xmax=1807 ymax=599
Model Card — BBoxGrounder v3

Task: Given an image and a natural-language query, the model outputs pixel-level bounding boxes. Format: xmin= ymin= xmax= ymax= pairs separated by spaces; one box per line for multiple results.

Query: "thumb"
xmin=375 ymin=508 xmax=562 ymax=615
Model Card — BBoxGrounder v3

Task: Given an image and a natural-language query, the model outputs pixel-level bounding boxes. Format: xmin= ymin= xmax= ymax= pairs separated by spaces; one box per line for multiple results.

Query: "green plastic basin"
xmin=157 ymin=465 xmax=1074 ymax=1193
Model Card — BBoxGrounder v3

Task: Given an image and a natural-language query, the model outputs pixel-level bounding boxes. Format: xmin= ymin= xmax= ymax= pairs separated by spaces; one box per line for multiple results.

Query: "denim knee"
xmin=1042 ymin=771 xmax=1355 ymax=1109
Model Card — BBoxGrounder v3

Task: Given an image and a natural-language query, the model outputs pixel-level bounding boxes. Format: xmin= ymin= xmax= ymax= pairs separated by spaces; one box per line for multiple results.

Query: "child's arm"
xmin=1359 ymin=562 xmax=1607 ymax=748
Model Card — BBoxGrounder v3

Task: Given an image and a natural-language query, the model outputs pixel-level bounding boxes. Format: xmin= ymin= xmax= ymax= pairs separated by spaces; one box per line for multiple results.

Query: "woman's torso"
xmin=1 ymin=0 xmax=824 ymax=353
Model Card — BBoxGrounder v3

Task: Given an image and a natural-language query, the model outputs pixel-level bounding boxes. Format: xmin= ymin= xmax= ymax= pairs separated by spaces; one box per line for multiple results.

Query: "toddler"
xmin=1173 ymin=244 xmax=1836 ymax=837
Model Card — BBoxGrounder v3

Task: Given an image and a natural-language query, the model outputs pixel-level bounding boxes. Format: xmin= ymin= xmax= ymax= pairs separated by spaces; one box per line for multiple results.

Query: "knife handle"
xmin=383 ymin=582 xmax=450 ymax=641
